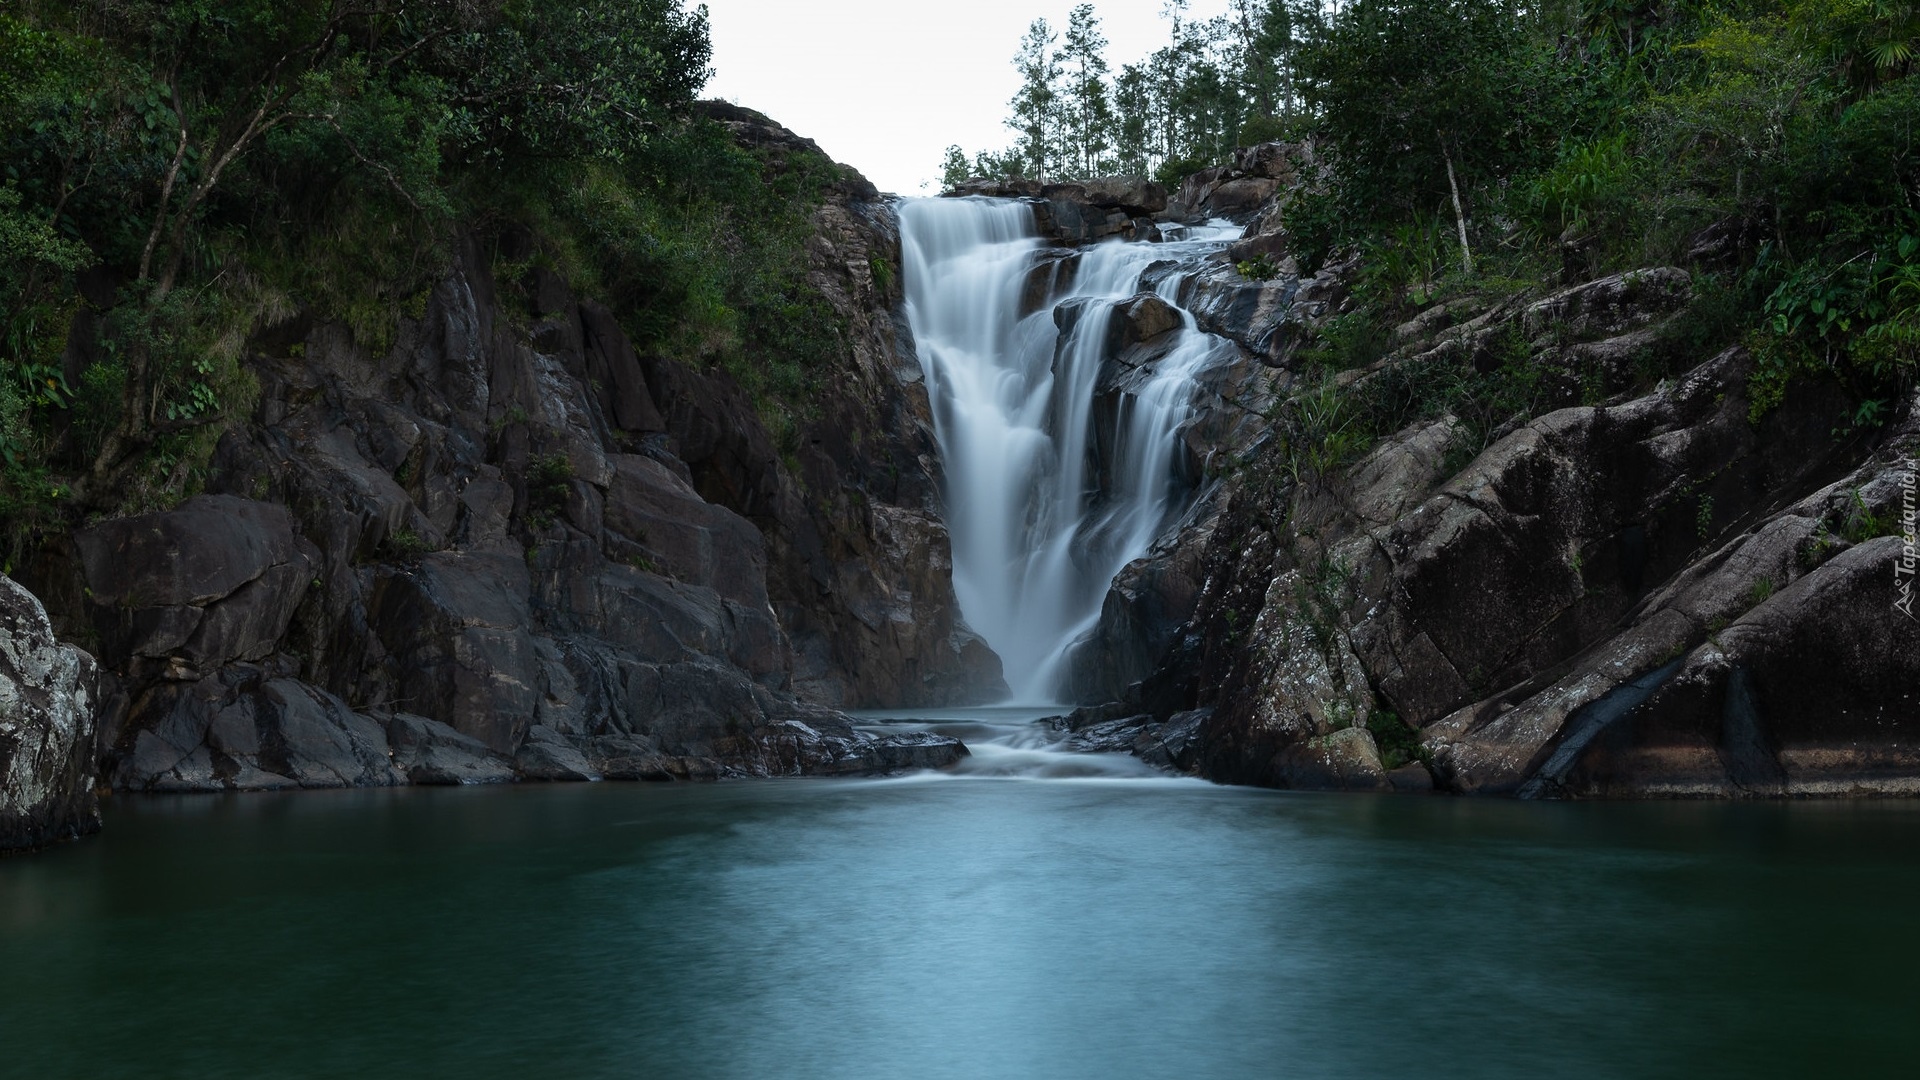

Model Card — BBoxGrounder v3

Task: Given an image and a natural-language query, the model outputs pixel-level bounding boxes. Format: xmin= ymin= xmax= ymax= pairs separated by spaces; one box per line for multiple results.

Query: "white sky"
xmin=702 ymin=1 xmax=1235 ymax=196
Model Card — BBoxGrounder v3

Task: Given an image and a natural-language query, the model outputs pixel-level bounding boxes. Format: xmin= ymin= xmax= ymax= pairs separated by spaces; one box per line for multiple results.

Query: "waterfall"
xmin=899 ymin=196 xmax=1236 ymax=703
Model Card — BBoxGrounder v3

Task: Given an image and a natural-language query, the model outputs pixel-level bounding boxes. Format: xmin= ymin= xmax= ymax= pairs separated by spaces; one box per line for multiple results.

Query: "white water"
xmin=856 ymin=706 xmax=1180 ymax=781
xmin=899 ymin=197 xmax=1238 ymax=702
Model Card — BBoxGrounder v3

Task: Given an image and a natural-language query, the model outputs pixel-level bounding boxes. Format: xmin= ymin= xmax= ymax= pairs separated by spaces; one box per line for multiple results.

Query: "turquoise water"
xmin=3 ymin=738 xmax=1918 ymax=1079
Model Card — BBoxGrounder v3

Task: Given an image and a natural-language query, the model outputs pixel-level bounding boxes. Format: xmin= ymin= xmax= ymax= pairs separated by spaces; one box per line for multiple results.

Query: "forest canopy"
xmin=0 ymin=0 xmax=852 ymax=543
xmin=945 ymin=0 xmax=1918 ymax=433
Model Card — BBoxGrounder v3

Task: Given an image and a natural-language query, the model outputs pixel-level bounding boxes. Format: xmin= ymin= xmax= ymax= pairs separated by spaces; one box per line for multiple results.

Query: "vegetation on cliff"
xmin=0 ymin=0 xmax=852 ymax=561
xmin=954 ymin=0 xmax=1916 ymax=479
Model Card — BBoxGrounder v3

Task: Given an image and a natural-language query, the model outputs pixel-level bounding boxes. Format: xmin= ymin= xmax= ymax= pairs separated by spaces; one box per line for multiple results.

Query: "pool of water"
xmin=4 ymin=714 xmax=1918 ymax=1078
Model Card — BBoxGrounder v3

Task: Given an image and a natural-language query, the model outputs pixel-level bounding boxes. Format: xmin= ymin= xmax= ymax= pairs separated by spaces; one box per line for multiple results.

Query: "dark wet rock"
xmin=1554 ymin=530 xmax=1920 ymax=798
xmin=1066 ymin=177 xmax=1168 ymax=216
xmin=1149 ymin=302 xmax=1906 ymax=797
xmin=946 ymin=177 xmax=1166 ymax=246
xmin=603 ymin=454 xmax=772 ymax=609
xmin=1205 ymin=178 xmax=1281 ymax=219
xmin=0 ymin=576 xmax=99 ymax=853
xmin=1137 ymin=708 xmax=1208 ymax=771
xmin=1165 ymin=141 xmax=1311 ymax=224
xmin=111 ymin=669 xmax=401 ymax=792
xmin=944 ymin=177 xmax=1044 ymax=199
xmin=368 ymin=551 xmax=542 ymax=754
xmin=1019 ymin=249 xmax=1082 ymax=317
xmin=1386 ymin=763 xmax=1436 ymax=793
xmin=1112 ymin=293 xmax=1181 ymax=348
xmin=387 ymin=712 xmax=516 ymax=785
xmin=1064 ymin=714 xmax=1155 ymax=753
xmin=1033 ymin=196 xmax=1135 ymax=245
xmin=1064 ymin=532 xmax=1209 ymax=705
xmin=514 ymin=725 xmax=602 ymax=782
xmin=73 ymin=496 xmax=318 ymax=677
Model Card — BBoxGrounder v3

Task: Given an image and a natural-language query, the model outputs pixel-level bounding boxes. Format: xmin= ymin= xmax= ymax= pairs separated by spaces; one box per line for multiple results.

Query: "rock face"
xmin=1044 ymin=149 xmax=1920 ymax=797
xmin=1 ymin=575 xmax=99 ymax=853
xmin=21 ymin=106 xmax=984 ymax=800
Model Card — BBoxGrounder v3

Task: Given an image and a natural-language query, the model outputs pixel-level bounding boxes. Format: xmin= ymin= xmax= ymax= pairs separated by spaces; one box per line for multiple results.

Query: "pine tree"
xmin=1111 ymin=63 xmax=1154 ymax=175
xmin=1008 ymin=19 xmax=1062 ymax=181
xmin=1060 ymin=4 xmax=1116 ymax=177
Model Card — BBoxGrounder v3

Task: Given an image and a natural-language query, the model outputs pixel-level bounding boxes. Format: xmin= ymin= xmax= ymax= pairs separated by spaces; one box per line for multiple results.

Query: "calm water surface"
xmin=4 ymin=712 xmax=1918 ymax=1078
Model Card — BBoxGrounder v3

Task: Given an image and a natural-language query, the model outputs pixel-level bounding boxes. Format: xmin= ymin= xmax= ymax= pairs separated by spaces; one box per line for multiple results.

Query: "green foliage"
xmin=524 ymin=453 xmax=575 ymax=530
xmin=1356 ymin=213 xmax=1451 ymax=306
xmin=440 ymin=0 xmax=710 ymax=164
xmin=1526 ymin=131 xmax=1640 ymax=237
xmin=954 ymin=1 xmax=1303 ymax=184
xmin=938 ymin=145 xmax=971 ymax=190
xmin=1298 ymin=312 xmax=1389 ymax=373
xmin=0 ymin=0 xmax=720 ymax=540
xmin=505 ymin=110 xmax=849 ymax=440
xmin=1235 ymin=253 xmax=1280 ymax=280
xmin=1279 ymin=186 xmax=1343 ymax=276
xmin=1 ymin=184 xmax=90 ymax=473
xmin=1841 ymin=485 xmax=1896 ymax=541
xmin=383 ymin=527 xmax=433 ymax=560
xmin=1367 ymin=709 xmax=1428 ymax=771
xmin=1272 ymin=370 xmax=1370 ymax=484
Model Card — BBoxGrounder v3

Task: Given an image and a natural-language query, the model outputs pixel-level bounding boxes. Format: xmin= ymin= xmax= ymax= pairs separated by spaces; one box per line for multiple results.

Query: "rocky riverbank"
xmin=3 ymin=107 xmax=991 ymax=852
xmin=9 ymin=123 xmax=1920 ymax=857
xmin=1006 ymin=143 xmax=1920 ymax=798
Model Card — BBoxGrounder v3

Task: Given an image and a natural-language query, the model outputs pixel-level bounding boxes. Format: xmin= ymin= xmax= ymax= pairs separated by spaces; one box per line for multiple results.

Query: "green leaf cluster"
xmin=0 ymin=0 xmax=746 ymax=550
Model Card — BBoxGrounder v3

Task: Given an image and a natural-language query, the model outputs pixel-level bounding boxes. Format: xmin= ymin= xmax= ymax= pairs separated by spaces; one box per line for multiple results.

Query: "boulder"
xmin=0 ymin=576 xmax=99 ymax=853
xmin=1062 ymin=177 xmax=1168 ymax=217
xmin=1034 ymin=196 xmax=1133 ymax=245
xmin=111 ymin=670 xmax=402 ymax=792
xmin=1521 ymin=267 xmax=1693 ymax=341
xmin=73 ymin=495 xmax=318 ymax=673
xmin=387 ymin=713 xmax=516 ymax=784
xmin=514 ymin=725 xmax=602 ymax=781
xmin=1111 ymin=293 xmax=1182 ymax=350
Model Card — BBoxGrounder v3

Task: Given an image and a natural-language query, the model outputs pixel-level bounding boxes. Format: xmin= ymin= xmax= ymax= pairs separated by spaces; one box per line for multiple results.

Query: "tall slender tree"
xmin=1060 ymin=4 xmax=1116 ymax=176
xmin=1111 ymin=62 xmax=1154 ymax=175
xmin=1008 ymin=18 xmax=1062 ymax=181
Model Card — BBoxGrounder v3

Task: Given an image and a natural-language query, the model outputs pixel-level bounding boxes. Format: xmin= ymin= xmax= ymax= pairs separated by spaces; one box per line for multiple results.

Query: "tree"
xmin=1230 ymin=0 xmax=1303 ymax=130
xmin=0 ymin=0 xmax=715 ymax=509
xmin=1008 ymin=18 xmax=1062 ymax=180
xmin=939 ymin=144 xmax=971 ymax=190
xmin=1111 ymin=63 xmax=1154 ymax=175
xmin=1060 ymin=4 xmax=1116 ymax=176
xmin=1294 ymin=0 xmax=1533 ymax=273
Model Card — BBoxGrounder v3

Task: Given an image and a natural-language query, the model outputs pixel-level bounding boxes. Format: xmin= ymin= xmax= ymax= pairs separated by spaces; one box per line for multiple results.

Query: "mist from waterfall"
xmin=898 ymin=197 xmax=1235 ymax=703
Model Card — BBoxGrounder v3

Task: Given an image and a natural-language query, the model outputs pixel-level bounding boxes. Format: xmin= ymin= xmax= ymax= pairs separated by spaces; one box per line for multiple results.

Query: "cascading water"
xmin=899 ymin=196 xmax=1237 ymax=703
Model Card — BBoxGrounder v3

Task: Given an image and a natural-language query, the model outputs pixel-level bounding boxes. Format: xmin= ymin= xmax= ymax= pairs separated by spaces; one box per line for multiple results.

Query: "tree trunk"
xmin=1443 ymin=142 xmax=1474 ymax=278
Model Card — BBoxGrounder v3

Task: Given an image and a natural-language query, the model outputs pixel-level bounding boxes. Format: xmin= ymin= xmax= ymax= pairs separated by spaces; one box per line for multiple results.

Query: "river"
xmin=4 ymin=710 xmax=1917 ymax=1078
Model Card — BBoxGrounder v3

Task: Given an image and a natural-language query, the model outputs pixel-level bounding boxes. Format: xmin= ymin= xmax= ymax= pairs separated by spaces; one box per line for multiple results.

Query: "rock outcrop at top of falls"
xmin=11 ymin=104 xmax=992 ymax=799
xmin=1031 ymin=143 xmax=1920 ymax=799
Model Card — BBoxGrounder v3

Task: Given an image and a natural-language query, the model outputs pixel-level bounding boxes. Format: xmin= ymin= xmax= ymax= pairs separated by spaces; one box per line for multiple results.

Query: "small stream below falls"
xmin=899 ymin=198 xmax=1240 ymax=700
